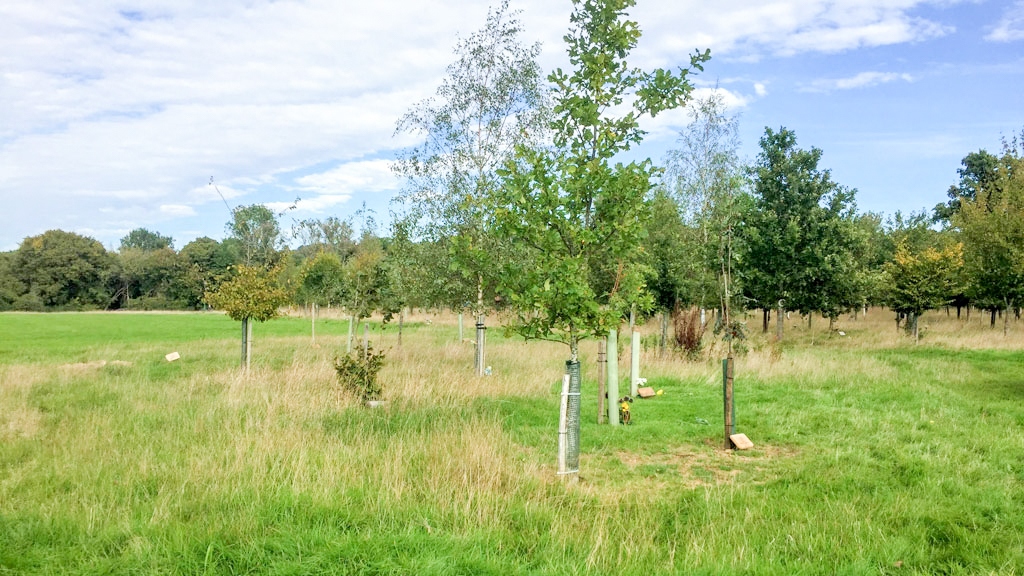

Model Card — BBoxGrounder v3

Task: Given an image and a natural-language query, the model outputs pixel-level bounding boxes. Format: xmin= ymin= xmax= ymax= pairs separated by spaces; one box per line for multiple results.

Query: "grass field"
xmin=1 ymin=309 xmax=1023 ymax=575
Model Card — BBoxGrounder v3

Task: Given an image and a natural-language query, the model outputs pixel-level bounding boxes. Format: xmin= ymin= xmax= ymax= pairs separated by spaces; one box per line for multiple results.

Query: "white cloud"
xmin=754 ymin=83 xmax=768 ymax=97
xmin=160 ymin=204 xmax=196 ymax=217
xmin=986 ymin=1 xmax=1024 ymax=42
xmin=631 ymin=0 xmax=959 ymax=63
xmin=0 ymin=0 xmax=979 ymax=247
xmin=803 ymin=71 xmax=915 ymax=92
xmin=295 ymin=159 xmax=398 ymax=196
xmin=265 ymin=194 xmax=351 ymax=215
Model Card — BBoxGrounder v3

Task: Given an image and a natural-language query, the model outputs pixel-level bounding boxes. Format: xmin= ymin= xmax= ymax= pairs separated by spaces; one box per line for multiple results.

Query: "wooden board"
xmin=729 ymin=433 xmax=754 ymax=450
xmin=637 ymin=387 xmax=656 ymax=398
xmin=165 ymin=352 xmax=180 ymax=362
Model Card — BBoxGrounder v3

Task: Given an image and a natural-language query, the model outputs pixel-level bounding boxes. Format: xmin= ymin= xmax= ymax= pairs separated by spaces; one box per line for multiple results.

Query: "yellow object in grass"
xmin=656 ymin=389 xmax=664 ymax=396
xmin=620 ymin=402 xmax=630 ymax=411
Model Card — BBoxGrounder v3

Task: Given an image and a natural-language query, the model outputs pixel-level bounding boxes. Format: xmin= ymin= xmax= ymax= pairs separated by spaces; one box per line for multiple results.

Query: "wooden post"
xmin=458 ymin=311 xmax=463 ymax=341
xmin=311 ymin=303 xmax=317 ymax=345
xmin=776 ymin=301 xmax=784 ymax=341
xmin=597 ymin=339 xmax=607 ymax=424
xmin=347 ymin=314 xmax=355 ymax=353
xmin=723 ymin=355 xmax=734 ymax=449
xmin=362 ymin=322 xmax=368 ymax=359
xmin=398 ymin=308 xmax=404 ymax=348
xmin=241 ymin=317 xmax=249 ymax=370
xmin=475 ymin=316 xmax=486 ymax=376
xmin=606 ymin=327 xmax=619 ymax=426
xmin=630 ymin=330 xmax=641 ymax=396
xmin=659 ymin=312 xmax=668 ymax=359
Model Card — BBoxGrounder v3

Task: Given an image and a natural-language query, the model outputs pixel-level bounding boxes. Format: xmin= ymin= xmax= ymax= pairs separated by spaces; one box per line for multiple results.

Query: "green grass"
xmin=1 ymin=311 xmax=1023 ymax=574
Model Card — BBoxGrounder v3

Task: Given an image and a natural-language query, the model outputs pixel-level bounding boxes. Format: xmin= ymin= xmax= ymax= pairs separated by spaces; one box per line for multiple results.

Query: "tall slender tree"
xmin=495 ymin=0 xmax=709 ymax=362
xmin=393 ymin=0 xmax=549 ymax=374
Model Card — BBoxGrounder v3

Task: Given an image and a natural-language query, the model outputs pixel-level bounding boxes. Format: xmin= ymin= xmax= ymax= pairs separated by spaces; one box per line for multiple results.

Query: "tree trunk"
xmin=991 ymin=309 xmax=997 ymax=328
xmin=957 ymin=306 xmax=961 ymax=319
xmin=762 ymin=308 xmax=769 ymax=333
xmin=723 ymin=354 xmax=734 ymax=449
xmin=476 ymin=277 xmax=486 ymax=375
xmin=311 ymin=303 xmax=317 ymax=346
xmin=606 ymin=327 xmax=619 ymax=426
xmin=458 ymin=311 xmax=463 ymax=341
xmin=896 ymin=313 xmax=902 ymax=332
xmin=241 ymin=317 xmax=249 ymax=370
xmin=476 ymin=314 xmax=486 ymax=376
xmin=347 ymin=314 xmax=355 ymax=353
xmin=913 ymin=314 xmax=920 ymax=344
xmin=808 ymin=314 xmax=812 ymax=330
xmin=1005 ymin=300 xmax=1011 ymax=337
xmin=829 ymin=316 xmax=835 ymax=332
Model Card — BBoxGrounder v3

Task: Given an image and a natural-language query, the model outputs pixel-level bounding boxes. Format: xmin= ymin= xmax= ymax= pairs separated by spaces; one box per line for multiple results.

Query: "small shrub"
xmin=334 ymin=345 xmax=386 ymax=403
xmin=672 ymin=304 xmax=705 ymax=358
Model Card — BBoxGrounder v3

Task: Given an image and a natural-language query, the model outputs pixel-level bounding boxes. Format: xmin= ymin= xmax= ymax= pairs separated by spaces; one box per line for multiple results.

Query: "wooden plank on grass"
xmin=729 ymin=433 xmax=753 ymax=450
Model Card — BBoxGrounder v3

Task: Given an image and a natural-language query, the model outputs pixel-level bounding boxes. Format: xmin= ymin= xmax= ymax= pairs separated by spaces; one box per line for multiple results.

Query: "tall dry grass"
xmin=2 ymin=310 xmax=1023 ymax=573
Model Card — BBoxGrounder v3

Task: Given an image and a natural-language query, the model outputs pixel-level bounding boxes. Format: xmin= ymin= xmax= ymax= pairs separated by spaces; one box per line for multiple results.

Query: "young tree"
xmin=228 ymin=204 xmax=283 ymax=267
xmin=495 ymin=0 xmax=709 ymax=431
xmin=343 ymin=230 xmax=387 ymax=352
xmin=884 ymin=242 xmax=964 ymax=342
xmin=660 ymin=92 xmax=750 ymax=346
xmin=392 ymin=0 xmax=549 ymax=374
xmin=297 ymin=251 xmax=347 ymax=345
xmin=955 ymin=134 xmax=1024 ymax=335
xmin=205 ymin=265 xmax=290 ymax=370
xmin=740 ymin=127 xmax=858 ymax=340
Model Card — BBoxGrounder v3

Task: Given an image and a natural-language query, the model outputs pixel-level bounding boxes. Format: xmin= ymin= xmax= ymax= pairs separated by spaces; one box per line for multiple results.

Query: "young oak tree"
xmin=205 ymin=265 xmax=290 ymax=371
xmin=392 ymin=0 xmax=549 ymax=375
xmin=494 ymin=0 xmax=709 ymax=362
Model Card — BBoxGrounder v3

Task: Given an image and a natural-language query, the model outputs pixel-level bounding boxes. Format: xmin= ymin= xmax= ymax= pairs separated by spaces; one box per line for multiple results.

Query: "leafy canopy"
xmin=205 ymin=265 xmax=290 ymax=322
xmin=495 ymin=0 xmax=709 ymax=355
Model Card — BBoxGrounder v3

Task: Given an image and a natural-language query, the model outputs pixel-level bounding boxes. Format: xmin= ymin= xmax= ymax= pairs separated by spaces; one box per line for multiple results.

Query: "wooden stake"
xmin=723 ymin=355 xmax=734 ymax=449
xmin=597 ymin=339 xmax=607 ymax=424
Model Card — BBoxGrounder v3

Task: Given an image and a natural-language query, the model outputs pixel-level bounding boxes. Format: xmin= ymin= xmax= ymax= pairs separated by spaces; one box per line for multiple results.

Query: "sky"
xmin=2 ymin=0 xmax=1023 ymax=252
